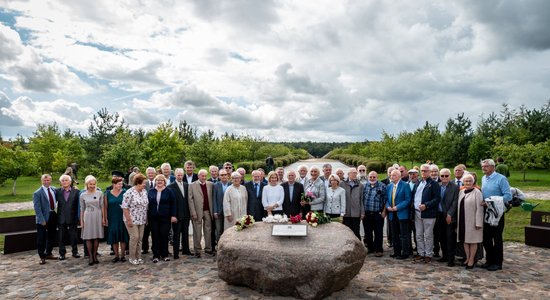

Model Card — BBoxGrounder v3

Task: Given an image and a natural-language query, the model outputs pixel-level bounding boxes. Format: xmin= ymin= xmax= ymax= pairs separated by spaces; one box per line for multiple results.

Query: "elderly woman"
xmin=122 ymin=173 xmax=149 ymax=265
xmin=301 ymin=166 xmax=326 ymax=215
xmin=103 ymin=177 xmax=128 ymax=263
xmin=223 ymin=172 xmax=248 ymax=231
xmin=80 ymin=175 xmax=104 ymax=266
xmin=324 ymin=175 xmax=346 ymax=219
xmin=457 ymin=174 xmax=484 ymax=269
xmin=148 ymin=174 xmax=177 ymax=263
xmin=262 ymin=171 xmax=285 ymax=215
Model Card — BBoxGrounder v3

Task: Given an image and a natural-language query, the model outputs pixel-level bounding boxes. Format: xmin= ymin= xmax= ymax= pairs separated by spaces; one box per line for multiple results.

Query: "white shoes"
xmin=129 ymin=258 xmax=139 ymax=265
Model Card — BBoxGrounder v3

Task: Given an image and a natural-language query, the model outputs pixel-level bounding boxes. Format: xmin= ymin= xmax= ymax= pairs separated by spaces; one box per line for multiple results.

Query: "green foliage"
xmin=99 ymin=129 xmax=144 ymax=177
xmin=493 ymin=143 xmax=546 ymax=181
xmin=0 ymin=146 xmax=38 ymax=195
xmin=143 ymin=121 xmax=185 ymax=167
xmin=28 ymin=123 xmax=63 ymax=173
xmin=439 ymin=113 xmax=472 ymax=166
xmin=83 ymin=108 xmax=127 ymax=170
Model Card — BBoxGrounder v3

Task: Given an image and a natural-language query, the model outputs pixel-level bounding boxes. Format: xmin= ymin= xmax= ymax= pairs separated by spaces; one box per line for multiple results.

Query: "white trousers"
xmin=414 ymin=210 xmax=436 ymax=257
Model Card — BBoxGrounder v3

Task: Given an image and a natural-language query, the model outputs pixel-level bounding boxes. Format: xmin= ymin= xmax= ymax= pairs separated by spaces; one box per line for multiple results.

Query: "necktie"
xmin=457 ymin=180 xmax=461 ymax=187
xmin=255 ymin=183 xmax=259 ymax=198
xmin=47 ymin=188 xmax=55 ymax=210
xmin=178 ymin=182 xmax=184 ymax=197
xmin=392 ymin=184 xmax=397 ymax=207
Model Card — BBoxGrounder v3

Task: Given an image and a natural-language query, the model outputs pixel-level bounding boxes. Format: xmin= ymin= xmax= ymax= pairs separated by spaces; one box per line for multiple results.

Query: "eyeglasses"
xmin=368 ymin=176 xmax=377 ymax=178
xmin=225 ymin=167 xmax=232 ymax=169
xmin=421 ymin=170 xmax=430 ymax=172
xmin=220 ymin=174 xmax=228 ymax=176
xmin=440 ymin=175 xmax=450 ymax=178
xmin=359 ymin=170 xmax=366 ymax=172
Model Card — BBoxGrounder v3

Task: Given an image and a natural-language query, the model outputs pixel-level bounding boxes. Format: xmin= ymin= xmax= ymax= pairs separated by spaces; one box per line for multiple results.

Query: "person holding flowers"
xmin=223 ymin=172 xmax=248 ymax=231
xmin=302 ymin=166 xmax=326 ymax=214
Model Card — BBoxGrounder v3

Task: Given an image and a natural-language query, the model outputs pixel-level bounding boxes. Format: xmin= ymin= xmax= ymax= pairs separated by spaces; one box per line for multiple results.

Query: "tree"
xmin=186 ymin=130 xmax=217 ymax=166
xmin=143 ymin=122 xmax=186 ymax=167
xmin=0 ymin=146 xmax=38 ymax=195
xmin=28 ymin=123 xmax=63 ymax=173
xmin=84 ymin=108 xmax=127 ymax=169
xmin=493 ymin=143 xmax=544 ymax=181
xmin=439 ymin=113 xmax=472 ymax=167
xmin=99 ymin=129 xmax=144 ymax=178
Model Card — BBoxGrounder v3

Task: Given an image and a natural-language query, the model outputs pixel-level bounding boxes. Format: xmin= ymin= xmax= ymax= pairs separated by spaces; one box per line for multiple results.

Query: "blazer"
xmin=386 ymin=181 xmax=412 ymax=221
xmin=185 ymin=173 xmax=199 ymax=184
xmin=147 ymin=188 xmax=176 ymax=218
xmin=213 ymin=181 xmax=231 ymax=215
xmin=56 ymin=187 xmax=80 ymax=224
xmin=281 ymin=181 xmax=304 ymax=217
xmin=168 ymin=181 xmax=190 ymax=221
xmin=440 ymin=181 xmax=459 ymax=222
xmin=33 ymin=186 xmax=54 ymax=224
xmin=188 ymin=180 xmax=214 ymax=217
xmin=244 ymin=181 xmax=266 ymax=221
xmin=340 ymin=179 xmax=365 ymax=218
xmin=145 ymin=179 xmax=156 ymax=192
xmin=418 ymin=177 xmax=441 ymax=219
xmin=165 ymin=174 xmax=176 ymax=185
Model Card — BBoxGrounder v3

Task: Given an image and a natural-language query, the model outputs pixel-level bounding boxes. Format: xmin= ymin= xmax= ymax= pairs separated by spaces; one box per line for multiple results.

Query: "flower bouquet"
xmin=262 ymin=214 xmax=289 ymax=223
xmin=305 ymin=211 xmax=332 ymax=227
xmin=289 ymin=214 xmax=302 ymax=224
xmin=235 ymin=215 xmax=255 ymax=231
xmin=301 ymin=191 xmax=316 ymax=203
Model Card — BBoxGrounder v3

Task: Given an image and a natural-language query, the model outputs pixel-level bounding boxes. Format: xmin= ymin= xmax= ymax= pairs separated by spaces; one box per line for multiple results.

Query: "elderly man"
xmin=386 ymin=169 xmax=412 ymax=259
xmin=212 ymin=169 xmax=231 ymax=248
xmin=282 ymin=170 xmax=304 ymax=216
xmin=430 ymin=164 xmax=440 ymax=182
xmin=223 ymin=162 xmax=234 ymax=174
xmin=184 ymin=160 xmax=199 ymax=184
xmin=320 ymin=163 xmax=333 ymax=190
xmin=399 ymin=165 xmax=409 ymax=182
xmin=297 ymin=165 xmax=309 ymax=185
xmin=357 ymin=165 xmax=368 ymax=185
xmin=363 ymin=171 xmax=386 ymax=256
xmin=481 ymin=159 xmax=512 ymax=271
xmin=340 ymin=168 xmax=364 ymax=240
xmin=188 ymin=169 xmax=214 ymax=257
xmin=413 ymin=164 xmax=441 ymax=263
xmin=56 ymin=174 xmax=81 ymax=260
xmin=381 ymin=166 xmax=395 ymax=185
xmin=236 ymin=167 xmax=247 ymax=184
xmin=430 ymin=164 xmax=442 ymax=257
xmin=245 ymin=170 xmax=266 ymax=221
xmin=128 ymin=167 xmax=140 ymax=186
xmin=208 ymin=165 xmax=220 ymax=183
xmin=33 ymin=174 xmax=58 ymax=264
xmin=436 ymin=168 xmax=459 ymax=266
xmin=168 ymin=168 xmax=191 ymax=258
xmin=161 ymin=163 xmax=176 ymax=185
xmin=453 ymin=164 xmax=466 ymax=187
xmin=141 ymin=167 xmax=157 ymax=254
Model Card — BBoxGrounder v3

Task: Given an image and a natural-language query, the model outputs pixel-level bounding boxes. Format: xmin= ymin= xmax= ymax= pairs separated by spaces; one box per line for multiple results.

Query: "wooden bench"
xmin=0 ymin=215 xmax=39 ymax=254
xmin=525 ymin=211 xmax=550 ymax=249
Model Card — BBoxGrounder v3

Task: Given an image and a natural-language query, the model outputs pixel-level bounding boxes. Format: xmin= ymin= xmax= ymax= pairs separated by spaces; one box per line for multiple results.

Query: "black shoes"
xmin=72 ymin=253 xmax=81 ymax=258
xmin=58 ymin=255 xmax=66 ymax=261
xmin=437 ymin=257 xmax=448 ymax=263
xmin=112 ymin=257 xmax=120 ymax=263
xmin=396 ymin=255 xmax=409 ymax=260
xmin=487 ymin=264 xmax=502 ymax=271
xmin=447 ymin=261 xmax=456 ymax=267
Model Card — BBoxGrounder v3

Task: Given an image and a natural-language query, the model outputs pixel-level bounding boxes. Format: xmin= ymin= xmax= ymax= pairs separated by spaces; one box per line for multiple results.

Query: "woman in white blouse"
xmin=121 ymin=174 xmax=149 ymax=265
xmin=223 ymin=172 xmax=248 ymax=231
xmin=262 ymin=171 xmax=284 ymax=216
xmin=325 ymin=175 xmax=346 ymax=220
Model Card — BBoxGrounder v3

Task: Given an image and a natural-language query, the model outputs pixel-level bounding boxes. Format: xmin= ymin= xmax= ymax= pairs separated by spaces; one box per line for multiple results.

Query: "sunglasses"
xmin=440 ymin=175 xmax=450 ymax=178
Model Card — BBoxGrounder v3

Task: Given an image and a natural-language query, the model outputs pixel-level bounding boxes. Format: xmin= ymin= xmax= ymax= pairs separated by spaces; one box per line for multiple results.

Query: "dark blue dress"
xmin=106 ymin=190 xmax=129 ymax=245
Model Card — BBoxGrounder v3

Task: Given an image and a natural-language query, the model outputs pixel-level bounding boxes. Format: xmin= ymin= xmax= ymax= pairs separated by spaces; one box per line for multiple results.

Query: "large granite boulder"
xmin=217 ymin=221 xmax=367 ymax=300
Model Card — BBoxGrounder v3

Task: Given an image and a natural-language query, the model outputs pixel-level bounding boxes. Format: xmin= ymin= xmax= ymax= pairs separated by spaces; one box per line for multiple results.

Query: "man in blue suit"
xmin=386 ymin=170 xmax=412 ymax=260
xmin=161 ymin=163 xmax=177 ymax=185
xmin=33 ymin=174 xmax=58 ymax=264
xmin=413 ymin=164 xmax=441 ymax=263
xmin=212 ymin=169 xmax=231 ymax=249
xmin=245 ymin=170 xmax=266 ymax=221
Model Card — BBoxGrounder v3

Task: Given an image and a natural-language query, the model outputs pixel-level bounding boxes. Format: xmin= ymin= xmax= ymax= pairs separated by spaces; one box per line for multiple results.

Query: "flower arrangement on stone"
xmin=263 ymin=214 xmax=289 ymax=223
xmin=235 ymin=215 xmax=255 ymax=231
xmin=305 ymin=211 xmax=332 ymax=227
xmin=289 ymin=214 xmax=302 ymax=224
xmin=301 ymin=191 xmax=316 ymax=203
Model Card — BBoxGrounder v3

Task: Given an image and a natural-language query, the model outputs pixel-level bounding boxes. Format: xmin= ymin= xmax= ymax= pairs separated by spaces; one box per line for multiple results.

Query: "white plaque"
xmin=271 ymin=224 xmax=308 ymax=236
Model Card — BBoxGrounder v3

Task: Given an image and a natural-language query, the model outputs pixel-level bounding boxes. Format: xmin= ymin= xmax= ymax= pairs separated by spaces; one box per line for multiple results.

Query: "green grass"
xmin=504 ymin=200 xmax=550 ymax=243
xmin=0 ymin=209 xmax=35 ymax=252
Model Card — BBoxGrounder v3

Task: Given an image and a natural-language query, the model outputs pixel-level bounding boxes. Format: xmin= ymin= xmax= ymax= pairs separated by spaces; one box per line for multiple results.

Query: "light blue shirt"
xmin=289 ymin=184 xmax=294 ymax=203
xmin=414 ymin=180 xmax=426 ymax=211
xmin=482 ymin=171 xmax=512 ymax=204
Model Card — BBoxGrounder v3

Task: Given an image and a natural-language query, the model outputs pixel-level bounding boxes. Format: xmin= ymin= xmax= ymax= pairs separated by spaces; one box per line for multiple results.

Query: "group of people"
xmin=33 ymin=158 xmax=511 ymax=272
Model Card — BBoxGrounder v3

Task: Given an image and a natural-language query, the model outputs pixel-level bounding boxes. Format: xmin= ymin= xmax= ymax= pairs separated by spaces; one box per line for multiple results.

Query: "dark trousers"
xmin=142 ymin=223 xmax=151 ymax=253
xmin=434 ymin=212 xmax=446 ymax=256
xmin=343 ymin=217 xmax=361 ymax=240
xmin=386 ymin=216 xmax=393 ymax=245
xmin=58 ymin=223 xmax=78 ymax=256
xmin=390 ymin=214 xmax=411 ymax=256
xmin=150 ymin=216 xmax=171 ymax=259
xmin=483 ymin=214 xmax=505 ymax=266
xmin=172 ymin=219 xmax=191 ymax=255
xmin=36 ymin=211 xmax=57 ymax=258
xmin=446 ymin=222 xmax=457 ymax=261
xmin=211 ymin=217 xmax=217 ymax=250
xmin=362 ymin=212 xmax=384 ymax=253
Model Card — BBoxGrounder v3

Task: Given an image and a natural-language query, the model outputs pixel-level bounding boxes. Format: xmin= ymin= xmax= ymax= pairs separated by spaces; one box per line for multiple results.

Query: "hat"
xmin=408 ymin=169 xmax=419 ymax=174
xmin=112 ymin=170 xmax=124 ymax=177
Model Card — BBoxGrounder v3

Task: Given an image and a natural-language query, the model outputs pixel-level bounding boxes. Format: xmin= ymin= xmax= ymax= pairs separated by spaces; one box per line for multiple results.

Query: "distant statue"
xmin=70 ymin=162 xmax=78 ymax=180
xmin=265 ymin=155 xmax=274 ymax=173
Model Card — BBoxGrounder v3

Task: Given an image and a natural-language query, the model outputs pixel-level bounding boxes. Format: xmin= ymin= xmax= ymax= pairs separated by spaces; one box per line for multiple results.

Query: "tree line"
xmin=329 ymin=101 xmax=550 ymax=180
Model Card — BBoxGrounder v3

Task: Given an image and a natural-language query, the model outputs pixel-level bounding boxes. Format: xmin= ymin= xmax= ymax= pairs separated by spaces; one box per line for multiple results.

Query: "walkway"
xmin=0 ymin=241 xmax=548 ymax=298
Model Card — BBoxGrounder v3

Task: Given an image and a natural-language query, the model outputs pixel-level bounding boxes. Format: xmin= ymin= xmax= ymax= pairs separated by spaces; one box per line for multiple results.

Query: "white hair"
xmin=231 ymin=171 xmax=241 ymax=179
xmin=481 ymin=159 xmax=495 ymax=167
xmin=430 ymin=164 xmax=439 ymax=171
xmin=198 ymin=169 xmax=208 ymax=176
xmin=174 ymin=168 xmax=184 ymax=175
xmin=59 ymin=174 xmax=72 ymax=182
xmin=161 ymin=162 xmax=171 ymax=170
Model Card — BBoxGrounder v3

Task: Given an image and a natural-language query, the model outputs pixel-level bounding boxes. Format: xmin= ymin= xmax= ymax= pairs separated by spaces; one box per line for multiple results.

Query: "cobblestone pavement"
xmin=1 ymin=241 xmax=548 ymax=299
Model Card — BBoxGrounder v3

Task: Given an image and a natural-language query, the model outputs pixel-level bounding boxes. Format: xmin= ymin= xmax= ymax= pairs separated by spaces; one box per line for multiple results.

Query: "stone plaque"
xmin=272 ymin=224 xmax=307 ymax=236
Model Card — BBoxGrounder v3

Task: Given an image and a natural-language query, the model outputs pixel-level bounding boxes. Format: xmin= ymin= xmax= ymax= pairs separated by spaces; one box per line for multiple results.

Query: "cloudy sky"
xmin=1 ymin=0 xmax=549 ymax=142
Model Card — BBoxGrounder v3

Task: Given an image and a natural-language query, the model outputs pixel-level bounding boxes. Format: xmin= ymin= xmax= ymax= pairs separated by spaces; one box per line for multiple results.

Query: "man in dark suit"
xmin=184 ymin=160 xmax=199 ymax=184
xmin=281 ymin=170 xmax=304 ymax=216
xmin=413 ymin=164 xmax=441 ymax=263
xmin=142 ymin=167 xmax=157 ymax=254
xmin=212 ymin=169 xmax=231 ymax=249
xmin=168 ymin=168 xmax=191 ymax=258
xmin=33 ymin=174 xmax=58 ymax=264
xmin=386 ymin=170 xmax=412 ymax=260
xmin=161 ymin=163 xmax=176 ymax=185
xmin=56 ymin=174 xmax=81 ymax=260
xmin=208 ymin=165 xmax=220 ymax=184
xmin=436 ymin=168 xmax=459 ymax=266
xmin=245 ymin=170 xmax=266 ymax=221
